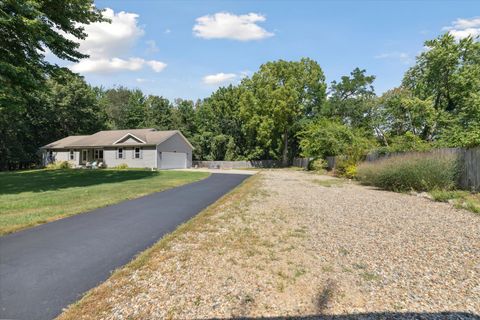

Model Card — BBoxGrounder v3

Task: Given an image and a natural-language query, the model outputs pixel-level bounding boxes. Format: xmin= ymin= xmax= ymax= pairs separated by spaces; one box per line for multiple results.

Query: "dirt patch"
xmin=58 ymin=169 xmax=480 ymax=319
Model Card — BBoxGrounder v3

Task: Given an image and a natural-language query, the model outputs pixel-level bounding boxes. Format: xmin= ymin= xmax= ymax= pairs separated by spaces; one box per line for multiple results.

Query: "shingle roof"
xmin=40 ymin=129 xmax=189 ymax=149
xmin=41 ymin=135 xmax=89 ymax=149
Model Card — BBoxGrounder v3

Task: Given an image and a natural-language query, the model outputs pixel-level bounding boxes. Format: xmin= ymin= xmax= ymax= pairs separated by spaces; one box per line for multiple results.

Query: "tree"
xmin=240 ymin=58 xmax=327 ymax=164
xmin=377 ymin=88 xmax=439 ymax=142
xmin=0 ymin=0 xmax=105 ymax=169
xmin=0 ymin=0 xmax=105 ymax=108
xmin=42 ymin=71 xmax=104 ymax=137
xmin=298 ymin=118 xmax=374 ymax=159
xmin=172 ymin=99 xmax=197 ymax=138
xmin=145 ymin=96 xmax=174 ymax=130
xmin=194 ymin=85 xmax=245 ymax=160
xmin=325 ymin=68 xmax=376 ymax=130
xmin=403 ymin=33 xmax=480 ymax=146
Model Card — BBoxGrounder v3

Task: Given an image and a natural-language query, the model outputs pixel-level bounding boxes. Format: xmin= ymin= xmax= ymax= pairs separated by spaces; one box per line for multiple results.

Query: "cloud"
xmin=136 ymin=78 xmax=154 ymax=83
xmin=443 ymin=17 xmax=480 ymax=40
xmin=202 ymin=73 xmax=237 ymax=85
xmin=146 ymin=60 xmax=167 ymax=72
xmin=76 ymin=8 xmax=144 ymax=58
xmin=71 ymin=58 xmax=166 ymax=74
xmin=193 ymin=12 xmax=274 ymax=41
xmin=375 ymin=52 xmax=412 ymax=65
xmin=164 ymin=29 xmax=171 ymax=34
xmin=68 ymin=8 xmax=167 ymax=74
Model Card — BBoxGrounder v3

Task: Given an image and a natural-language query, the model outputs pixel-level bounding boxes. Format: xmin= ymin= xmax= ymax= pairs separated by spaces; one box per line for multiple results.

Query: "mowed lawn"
xmin=0 ymin=169 xmax=209 ymax=235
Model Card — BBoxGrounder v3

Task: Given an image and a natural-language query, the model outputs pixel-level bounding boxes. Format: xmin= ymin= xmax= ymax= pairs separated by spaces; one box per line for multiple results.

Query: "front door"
xmin=81 ymin=149 xmax=88 ymax=164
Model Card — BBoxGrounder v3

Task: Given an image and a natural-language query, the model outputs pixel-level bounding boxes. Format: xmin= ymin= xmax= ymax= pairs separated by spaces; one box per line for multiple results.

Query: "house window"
xmin=134 ymin=147 xmax=142 ymax=159
xmin=48 ymin=150 xmax=53 ymax=161
xmin=81 ymin=150 xmax=87 ymax=163
xmin=94 ymin=149 xmax=103 ymax=160
xmin=69 ymin=150 xmax=75 ymax=160
xmin=117 ymin=148 xmax=124 ymax=159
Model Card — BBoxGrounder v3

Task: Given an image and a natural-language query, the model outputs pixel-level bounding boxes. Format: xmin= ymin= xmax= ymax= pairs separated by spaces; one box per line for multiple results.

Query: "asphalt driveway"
xmin=0 ymin=173 xmax=250 ymax=320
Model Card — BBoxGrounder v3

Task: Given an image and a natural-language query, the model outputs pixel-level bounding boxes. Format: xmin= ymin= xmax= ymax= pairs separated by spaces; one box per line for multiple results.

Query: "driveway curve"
xmin=0 ymin=173 xmax=250 ymax=320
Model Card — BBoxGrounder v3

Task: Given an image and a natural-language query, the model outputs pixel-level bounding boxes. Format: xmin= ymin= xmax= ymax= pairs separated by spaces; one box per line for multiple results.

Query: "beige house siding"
xmin=42 ymin=132 xmax=193 ymax=169
xmin=157 ymin=134 xmax=193 ymax=168
xmin=43 ymin=149 xmax=78 ymax=166
xmin=103 ymin=146 xmax=157 ymax=168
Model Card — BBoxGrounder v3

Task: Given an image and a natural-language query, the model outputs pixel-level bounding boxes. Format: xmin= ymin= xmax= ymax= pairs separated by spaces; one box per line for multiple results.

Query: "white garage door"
xmin=161 ymin=152 xmax=187 ymax=169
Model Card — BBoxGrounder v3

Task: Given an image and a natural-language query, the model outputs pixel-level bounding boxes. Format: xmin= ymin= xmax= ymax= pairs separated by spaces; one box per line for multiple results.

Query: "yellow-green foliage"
xmin=46 ymin=161 xmax=72 ymax=170
xmin=115 ymin=163 xmax=129 ymax=169
xmin=357 ymin=153 xmax=459 ymax=192
xmin=308 ymin=158 xmax=327 ymax=172
xmin=344 ymin=164 xmax=357 ymax=179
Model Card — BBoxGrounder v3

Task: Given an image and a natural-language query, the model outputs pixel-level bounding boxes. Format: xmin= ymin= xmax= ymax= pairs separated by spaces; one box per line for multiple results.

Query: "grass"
xmin=430 ymin=190 xmax=480 ymax=215
xmin=312 ymin=178 xmax=345 ymax=187
xmin=0 ymin=169 xmax=209 ymax=235
xmin=357 ymin=153 xmax=459 ymax=192
xmin=57 ymin=173 xmax=257 ymax=320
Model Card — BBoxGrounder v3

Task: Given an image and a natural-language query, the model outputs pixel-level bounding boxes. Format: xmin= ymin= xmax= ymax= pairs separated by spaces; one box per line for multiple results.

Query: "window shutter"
xmin=116 ymin=149 xmax=118 ymax=159
xmin=140 ymin=147 xmax=143 ymax=159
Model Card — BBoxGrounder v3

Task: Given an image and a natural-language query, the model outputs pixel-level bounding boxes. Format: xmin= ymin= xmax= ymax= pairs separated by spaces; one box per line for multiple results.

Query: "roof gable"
xmin=113 ymin=133 xmax=146 ymax=145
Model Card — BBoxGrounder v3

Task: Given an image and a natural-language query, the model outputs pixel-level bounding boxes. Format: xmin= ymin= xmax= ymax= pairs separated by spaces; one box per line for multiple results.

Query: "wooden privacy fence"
xmin=292 ymin=157 xmax=311 ymax=169
xmin=193 ymin=157 xmax=311 ymax=170
xmin=327 ymin=147 xmax=480 ymax=191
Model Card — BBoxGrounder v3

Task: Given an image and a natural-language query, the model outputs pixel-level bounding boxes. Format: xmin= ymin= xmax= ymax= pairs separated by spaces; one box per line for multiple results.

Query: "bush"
xmin=45 ymin=161 xmax=72 ymax=170
xmin=308 ymin=158 xmax=328 ymax=172
xmin=115 ymin=163 xmax=129 ymax=169
xmin=357 ymin=153 xmax=459 ymax=192
xmin=332 ymin=156 xmax=358 ymax=179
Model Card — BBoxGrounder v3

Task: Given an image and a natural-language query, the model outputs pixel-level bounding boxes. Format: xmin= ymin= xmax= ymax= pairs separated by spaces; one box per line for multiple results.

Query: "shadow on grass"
xmin=0 ymin=169 xmax=159 ymax=194
xmin=206 ymin=312 xmax=479 ymax=320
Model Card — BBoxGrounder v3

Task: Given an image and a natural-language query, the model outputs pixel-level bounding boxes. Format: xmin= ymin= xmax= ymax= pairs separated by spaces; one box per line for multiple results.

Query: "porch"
xmin=77 ymin=148 xmax=104 ymax=167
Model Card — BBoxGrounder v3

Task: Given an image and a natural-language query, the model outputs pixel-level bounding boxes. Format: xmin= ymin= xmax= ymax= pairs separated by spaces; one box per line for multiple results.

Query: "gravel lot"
xmin=58 ymin=170 xmax=480 ymax=320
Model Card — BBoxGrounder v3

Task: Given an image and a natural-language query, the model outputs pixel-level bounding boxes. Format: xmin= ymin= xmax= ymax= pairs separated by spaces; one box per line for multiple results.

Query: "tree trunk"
xmin=282 ymin=128 xmax=289 ymax=167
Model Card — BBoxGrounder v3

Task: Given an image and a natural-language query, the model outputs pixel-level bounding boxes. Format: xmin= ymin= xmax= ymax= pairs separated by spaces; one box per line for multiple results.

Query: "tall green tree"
xmin=403 ymin=33 xmax=480 ymax=146
xmin=325 ymin=68 xmax=376 ymax=130
xmin=0 ymin=0 xmax=105 ymax=108
xmin=145 ymin=95 xmax=174 ymax=130
xmin=194 ymin=85 xmax=245 ymax=160
xmin=240 ymin=58 xmax=326 ymax=164
xmin=0 ymin=0 xmax=105 ymax=169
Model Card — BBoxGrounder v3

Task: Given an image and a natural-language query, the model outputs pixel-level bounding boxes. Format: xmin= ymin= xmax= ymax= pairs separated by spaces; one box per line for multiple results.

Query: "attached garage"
xmin=160 ymin=152 xmax=187 ymax=169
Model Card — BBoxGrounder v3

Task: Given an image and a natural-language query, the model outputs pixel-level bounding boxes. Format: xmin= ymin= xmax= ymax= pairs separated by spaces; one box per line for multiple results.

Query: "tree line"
xmin=1 ymin=1 xmax=479 ymax=170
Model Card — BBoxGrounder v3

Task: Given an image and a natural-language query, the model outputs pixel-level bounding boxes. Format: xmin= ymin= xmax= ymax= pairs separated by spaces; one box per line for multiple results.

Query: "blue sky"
xmin=63 ymin=0 xmax=480 ymax=101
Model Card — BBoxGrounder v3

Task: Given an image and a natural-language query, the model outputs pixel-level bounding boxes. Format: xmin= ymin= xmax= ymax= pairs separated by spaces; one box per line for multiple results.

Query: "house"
xmin=40 ymin=129 xmax=193 ymax=169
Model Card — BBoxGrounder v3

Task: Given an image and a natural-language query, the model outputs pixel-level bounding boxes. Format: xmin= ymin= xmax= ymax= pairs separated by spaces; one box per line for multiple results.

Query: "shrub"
xmin=298 ymin=118 xmax=376 ymax=159
xmin=115 ymin=163 xmax=129 ymax=169
xmin=308 ymin=158 xmax=328 ymax=172
xmin=45 ymin=161 xmax=72 ymax=170
xmin=357 ymin=152 xmax=459 ymax=192
xmin=333 ymin=157 xmax=358 ymax=179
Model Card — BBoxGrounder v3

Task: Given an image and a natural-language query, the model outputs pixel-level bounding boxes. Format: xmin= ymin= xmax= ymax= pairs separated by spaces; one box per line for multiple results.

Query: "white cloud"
xmin=193 ymin=12 xmax=274 ymax=41
xmin=136 ymin=78 xmax=153 ymax=83
xmin=443 ymin=17 xmax=480 ymax=40
xmin=71 ymin=58 xmax=166 ymax=74
xmin=202 ymin=72 xmax=237 ymax=85
xmin=146 ymin=60 xmax=167 ymax=72
xmin=375 ymin=52 xmax=412 ymax=65
xmin=68 ymin=8 xmax=167 ymax=74
xmin=164 ymin=29 xmax=171 ymax=34
xmin=76 ymin=8 xmax=144 ymax=58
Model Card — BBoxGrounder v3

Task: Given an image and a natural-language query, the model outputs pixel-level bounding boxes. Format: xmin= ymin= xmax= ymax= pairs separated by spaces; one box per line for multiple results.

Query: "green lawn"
xmin=0 ymin=169 xmax=209 ymax=235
